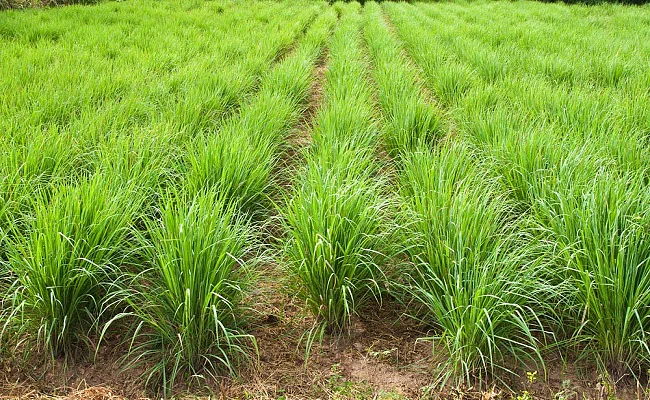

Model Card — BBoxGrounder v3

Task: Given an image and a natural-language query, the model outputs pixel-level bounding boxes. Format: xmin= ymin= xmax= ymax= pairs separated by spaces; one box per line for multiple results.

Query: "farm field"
xmin=1 ymin=0 xmax=650 ymax=398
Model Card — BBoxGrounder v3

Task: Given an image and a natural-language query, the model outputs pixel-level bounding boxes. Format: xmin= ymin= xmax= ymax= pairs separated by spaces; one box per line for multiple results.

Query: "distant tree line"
xmin=539 ymin=0 xmax=649 ymax=5
xmin=2 ymin=0 xmax=647 ymax=15
xmin=1 ymin=0 xmax=95 ymax=10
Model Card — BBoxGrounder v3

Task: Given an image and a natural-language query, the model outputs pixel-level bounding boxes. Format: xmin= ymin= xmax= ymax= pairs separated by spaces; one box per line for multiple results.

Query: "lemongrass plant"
xmin=102 ymin=190 xmax=257 ymax=395
xmin=5 ymin=173 xmax=144 ymax=357
xmin=396 ymin=144 xmax=550 ymax=387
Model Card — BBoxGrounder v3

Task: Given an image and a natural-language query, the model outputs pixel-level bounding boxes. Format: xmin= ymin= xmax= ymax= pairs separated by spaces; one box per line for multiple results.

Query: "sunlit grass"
xmin=362 ymin=1 xmax=443 ymax=159
xmin=386 ymin=0 xmax=650 ymax=385
xmin=396 ymin=144 xmax=550 ymax=387
xmin=282 ymin=2 xmax=389 ymax=341
xmin=1 ymin=0 xmax=649 ymax=395
xmin=103 ymin=190 xmax=257 ymax=395
xmin=283 ymin=163 xmax=389 ymax=334
xmin=4 ymin=173 xmax=145 ymax=357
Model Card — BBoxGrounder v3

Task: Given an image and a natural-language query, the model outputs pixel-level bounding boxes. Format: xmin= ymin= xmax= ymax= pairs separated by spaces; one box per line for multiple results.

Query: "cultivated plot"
xmin=1 ymin=0 xmax=649 ymax=398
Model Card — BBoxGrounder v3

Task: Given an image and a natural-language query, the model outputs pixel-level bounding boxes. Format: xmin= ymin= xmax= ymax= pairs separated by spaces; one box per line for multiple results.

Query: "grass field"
xmin=1 ymin=0 xmax=650 ymax=398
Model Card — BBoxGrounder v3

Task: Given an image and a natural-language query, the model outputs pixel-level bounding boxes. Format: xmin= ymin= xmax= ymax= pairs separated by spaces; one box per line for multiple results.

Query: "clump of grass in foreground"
xmin=489 ymin=128 xmax=650 ymax=378
xmin=396 ymin=144 xmax=550 ymax=388
xmin=187 ymin=127 xmax=277 ymax=217
xmin=0 ymin=129 xmax=83 ymax=354
xmin=4 ymin=173 xmax=143 ymax=357
xmin=103 ymin=190 xmax=257 ymax=395
xmin=533 ymin=170 xmax=650 ymax=380
xmin=282 ymin=162 xmax=390 ymax=337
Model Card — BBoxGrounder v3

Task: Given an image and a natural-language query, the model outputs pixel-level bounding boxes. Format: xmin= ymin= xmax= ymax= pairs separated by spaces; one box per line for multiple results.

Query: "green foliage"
xmin=283 ymin=164 xmax=389 ymax=334
xmin=104 ymin=190 xmax=257 ymax=395
xmin=97 ymin=6 xmax=336 ymax=395
xmin=186 ymin=120 xmax=279 ymax=216
xmin=362 ymin=1 xmax=443 ymax=159
xmin=281 ymin=2 xmax=388 ymax=340
xmin=386 ymin=0 xmax=650 ymax=384
xmin=396 ymin=145 xmax=549 ymax=387
xmin=1 ymin=0 xmax=650 ymax=395
xmin=534 ymin=171 xmax=650 ymax=377
xmin=5 ymin=174 xmax=143 ymax=356
xmin=186 ymin=6 xmax=336 ymax=218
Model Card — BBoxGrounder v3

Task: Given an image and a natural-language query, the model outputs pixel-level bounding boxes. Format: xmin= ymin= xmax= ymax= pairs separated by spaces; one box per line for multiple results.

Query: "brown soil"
xmin=1 ymin=272 xmax=646 ymax=400
xmin=0 ymin=332 xmax=148 ymax=400
xmin=279 ymin=48 xmax=329 ymax=180
xmin=223 ymin=272 xmax=436 ymax=399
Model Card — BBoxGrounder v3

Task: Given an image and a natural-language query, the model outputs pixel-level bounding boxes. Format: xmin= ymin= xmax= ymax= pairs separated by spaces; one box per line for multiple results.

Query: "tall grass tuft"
xmin=5 ymin=174 xmax=143 ymax=357
xmin=104 ymin=190 xmax=256 ymax=395
xmin=282 ymin=163 xmax=389 ymax=335
xmin=533 ymin=170 xmax=650 ymax=379
xmin=187 ymin=129 xmax=276 ymax=217
xmin=397 ymin=144 xmax=549 ymax=387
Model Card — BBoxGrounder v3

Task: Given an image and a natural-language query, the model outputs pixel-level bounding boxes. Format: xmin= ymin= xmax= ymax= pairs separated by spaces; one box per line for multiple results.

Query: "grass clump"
xmin=104 ymin=190 xmax=257 ymax=395
xmin=4 ymin=174 xmax=143 ymax=357
xmin=396 ymin=144 xmax=549 ymax=387
xmin=187 ymin=127 xmax=278 ymax=217
xmin=533 ymin=171 xmax=650 ymax=379
xmin=283 ymin=164 xmax=389 ymax=335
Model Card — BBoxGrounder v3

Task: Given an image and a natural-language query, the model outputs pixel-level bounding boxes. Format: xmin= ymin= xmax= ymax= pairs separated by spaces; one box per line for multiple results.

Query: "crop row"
xmin=282 ymin=2 xmax=388 ymax=350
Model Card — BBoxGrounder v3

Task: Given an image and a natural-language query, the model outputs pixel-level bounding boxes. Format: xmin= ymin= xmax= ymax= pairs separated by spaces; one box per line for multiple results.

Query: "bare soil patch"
xmin=1 ymin=275 xmax=643 ymax=400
